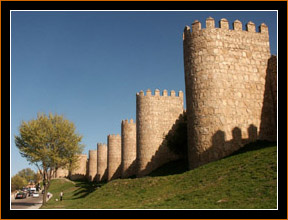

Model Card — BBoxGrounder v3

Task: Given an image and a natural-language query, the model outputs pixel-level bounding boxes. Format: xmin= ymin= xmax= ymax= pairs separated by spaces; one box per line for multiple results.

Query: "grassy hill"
xmin=41 ymin=141 xmax=277 ymax=209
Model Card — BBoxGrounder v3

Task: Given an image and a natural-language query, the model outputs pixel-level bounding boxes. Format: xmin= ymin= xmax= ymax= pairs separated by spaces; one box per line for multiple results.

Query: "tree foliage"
xmin=17 ymin=168 xmax=37 ymax=183
xmin=15 ymin=113 xmax=84 ymax=203
xmin=11 ymin=175 xmax=27 ymax=192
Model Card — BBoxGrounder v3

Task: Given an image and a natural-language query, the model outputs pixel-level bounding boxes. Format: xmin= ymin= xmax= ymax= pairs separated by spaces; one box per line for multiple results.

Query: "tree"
xmin=11 ymin=175 xmax=27 ymax=192
xmin=17 ymin=168 xmax=36 ymax=183
xmin=34 ymin=172 xmax=42 ymax=184
xmin=15 ymin=113 xmax=84 ymax=204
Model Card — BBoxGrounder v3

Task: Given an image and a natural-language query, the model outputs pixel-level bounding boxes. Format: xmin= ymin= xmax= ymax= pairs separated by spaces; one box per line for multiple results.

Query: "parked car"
xmin=32 ymin=192 xmax=40 ymax=198
xmin=15 ymin=192 xmax=27 ymax=199
xmin=28 ymin=188 xmax=36 ymax=196
xmin=30 ymin=187 xmax=36 ymax=193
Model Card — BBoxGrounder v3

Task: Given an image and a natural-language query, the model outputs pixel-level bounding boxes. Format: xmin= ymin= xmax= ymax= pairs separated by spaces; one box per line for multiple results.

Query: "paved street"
xmin=11 ymin=194 xmax=44 ymax=209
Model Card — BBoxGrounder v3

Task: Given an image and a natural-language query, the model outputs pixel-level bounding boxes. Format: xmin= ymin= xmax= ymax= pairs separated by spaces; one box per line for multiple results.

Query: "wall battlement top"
xmin=97 ymin=143 xmax=107 ymax=148
xmin=122 ymin=119 xmax=135 ymax=125
xmin=136 ymin=89 xmax=183 ymax=98
xmin=89 ymin=150 xmax=97 ymax=158
xmin=108 ymin=134 xmax=121 ymax=139
xmin=183 ymin=17 xmax=268 ymax=40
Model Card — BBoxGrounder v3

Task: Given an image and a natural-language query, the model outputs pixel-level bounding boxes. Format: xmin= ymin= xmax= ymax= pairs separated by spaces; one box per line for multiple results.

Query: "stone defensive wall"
xmin=268 ymin=55 xmax=277 ymax=127
xmin=70 ymin=154 xmax=88 ymax=180
xmin=54 ymin=17 xmax=276 ymax=183
xmin=121 ymin=119 xmax=137 ymax=178
xmin=88 ymin=150 xmax=97 ymax=182
xmin=268 ymin=56 xmax=277 ymax=121
xmin=107 ymin=134 xmax=122 ymax=181
xmin=54 ymin=167 xmax=69 ymax=178
xmin=183 ymin=17 xmax=276 ymax=169
xmin=259 ymin=55 xmax=277 ymax=141
xmin=96 ymin=143 xmax=108 ymax=182
xmin=136 ymin=89 xmax=184 ymax=177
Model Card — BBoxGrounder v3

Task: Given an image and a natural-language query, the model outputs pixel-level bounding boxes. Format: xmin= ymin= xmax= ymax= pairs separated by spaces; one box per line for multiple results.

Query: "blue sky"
xmin=11 ymin=11 xmax=277 ymax=176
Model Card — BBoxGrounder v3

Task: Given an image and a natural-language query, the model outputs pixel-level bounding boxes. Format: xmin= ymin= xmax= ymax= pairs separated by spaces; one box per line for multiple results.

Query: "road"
xmin=11 ymin=194 xmax=44 ymax=209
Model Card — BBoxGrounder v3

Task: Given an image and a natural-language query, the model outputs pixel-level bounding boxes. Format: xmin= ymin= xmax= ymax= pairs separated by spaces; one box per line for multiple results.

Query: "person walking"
xmin=60 ymin=191 xmax=63 ymax=201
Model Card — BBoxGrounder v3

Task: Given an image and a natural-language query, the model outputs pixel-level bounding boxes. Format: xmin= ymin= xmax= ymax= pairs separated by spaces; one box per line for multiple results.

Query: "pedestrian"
xmin=60 ymin=191 xmax=63 ymax=201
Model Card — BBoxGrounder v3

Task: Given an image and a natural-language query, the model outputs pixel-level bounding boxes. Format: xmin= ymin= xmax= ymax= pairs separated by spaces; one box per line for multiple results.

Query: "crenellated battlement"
xmin=108 ymin=134 xmax=121 ymax=138
xmin=97 ymin=143 xmax=107 ymax=148
xmin=183 ymin=17 xmax=269 ymax=40
xmin=121 ymin=116 xmax=137 ymax=178
xmin=81 ymin=16 xmax=276 ymax=183
xmin=121 ymin=118 xmax=135 ymax=125
xmin=183 ymin=17 xmax=273 ymax=170
xmin=97 ymin=143 xmax=108 ymax=182
xmin=136 ymin=89 xmax=183 ymax=98
xmin=107 ymin=133 xmax=121 ymax=181
xmin=136 ymin=87 xmax=184 ymax=177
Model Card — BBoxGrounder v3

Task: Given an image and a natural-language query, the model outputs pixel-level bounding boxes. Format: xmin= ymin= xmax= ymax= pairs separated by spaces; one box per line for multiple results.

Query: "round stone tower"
xmin=70 ymin=154 xmax=87 ymax=180
xmin=136 ymin=89 xmax=184 ymax=177
xmin=107 ymin=134 xmax=121 ymax=181
xmin=88 ymin=149 xmax=97 ymax=182
xmin=183 ymin=17 xmax=272 ymax=169
xmin=55 ymin=167 xmax=69 ymax=178
xmin=121 ymin=119 xmax=137 ymax=178
xmin=96 ymin=143 xmax=108 ymax=182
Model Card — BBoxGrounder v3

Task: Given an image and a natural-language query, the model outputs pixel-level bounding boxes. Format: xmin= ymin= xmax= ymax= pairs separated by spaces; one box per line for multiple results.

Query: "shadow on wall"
xmin=165 ymin=112 xmax=187 ymax=157
xmin=95 ymin=174 xmax=100 ymax=182
xmin=109 ymin=165 xmax=122 ymax=181
xmin=88 ymin=175 xmax=97 ymax=182
xmin=191 ymin=55 xmax=277 ymax=169
xmin=259 ymin=55 xmax=277 ymax=141
xmin=96 ymin=169 xmax=108 ymax=183
xmin=198 ymin=124 xmax=268 ymax=167
xmin=137 ymin=113 xmax=186 ymax=177
xmin=229 ymin=139 xmax=276 ymax=157
xmin=121 ymin=159 xmax=137 ymax=179
xmin=69 ymin=174 xmax=87 ymax=181
xmin=147 ymin=159 xmax=189 ymax=177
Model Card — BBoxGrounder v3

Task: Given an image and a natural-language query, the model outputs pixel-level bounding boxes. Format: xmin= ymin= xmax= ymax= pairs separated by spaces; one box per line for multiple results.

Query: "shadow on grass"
xmin=69 ymin=141 xmax=275 ymax=199
xmin=71 ymin=180 xmax=106 ymax=200
xmin=147 ymin=159 xmax=189 ymax=177
xmin=146 ymin=140 xmax=275 ymax=178
xmin=228 ymin=140 xmax=276 ymax=157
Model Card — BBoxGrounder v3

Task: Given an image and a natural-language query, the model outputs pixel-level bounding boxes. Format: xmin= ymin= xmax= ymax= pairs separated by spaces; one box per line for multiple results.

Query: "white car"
xmin=32 ymin=192 xmax=40 ymax=198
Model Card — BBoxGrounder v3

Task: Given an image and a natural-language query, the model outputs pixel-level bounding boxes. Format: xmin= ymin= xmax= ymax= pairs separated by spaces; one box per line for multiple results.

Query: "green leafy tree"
xmin=11 ymin=175 xmax=27 ymax=192
xmin=35 ymin=172 xmax=42 ymax=184
xmin=15 ymin=113 xmax=84 ymax=204
xmin=17 ymin=168 xmax=36 ymax=183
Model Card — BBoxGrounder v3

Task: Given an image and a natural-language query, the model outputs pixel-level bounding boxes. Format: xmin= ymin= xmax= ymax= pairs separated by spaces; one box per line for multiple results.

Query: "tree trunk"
xmin=42 ymin=170 xmax=50 ymax=205
xmin=43 ymin=184 xmax=47 ymax=205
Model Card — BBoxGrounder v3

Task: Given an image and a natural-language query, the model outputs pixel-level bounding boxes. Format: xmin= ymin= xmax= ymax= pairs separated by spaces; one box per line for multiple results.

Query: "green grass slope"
xmin=41 ymin=141 xmax=277 ymax=209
